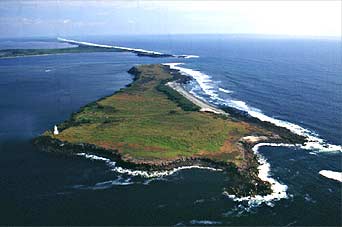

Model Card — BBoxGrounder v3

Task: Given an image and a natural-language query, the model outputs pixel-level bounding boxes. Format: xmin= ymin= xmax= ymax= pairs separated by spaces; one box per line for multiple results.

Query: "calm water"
xmin=0 ymin=35 xmax=341 ymax=226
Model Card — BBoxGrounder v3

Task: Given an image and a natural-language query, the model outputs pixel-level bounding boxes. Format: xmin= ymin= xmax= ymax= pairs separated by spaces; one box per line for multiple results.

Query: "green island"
xmin=34 ymin=64 xmax=306 ymax=197
xmin=0 ymin=46 xmax=120 ymax=58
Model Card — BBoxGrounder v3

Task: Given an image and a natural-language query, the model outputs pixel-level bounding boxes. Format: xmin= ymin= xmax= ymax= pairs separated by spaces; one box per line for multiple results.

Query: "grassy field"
xmin=47 ymin=64 xmax=272 ymax=167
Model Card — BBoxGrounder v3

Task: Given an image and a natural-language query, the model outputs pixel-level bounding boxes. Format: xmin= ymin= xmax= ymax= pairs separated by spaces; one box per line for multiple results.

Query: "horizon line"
xmin=0 ymin=33 xmax=341 ymax=40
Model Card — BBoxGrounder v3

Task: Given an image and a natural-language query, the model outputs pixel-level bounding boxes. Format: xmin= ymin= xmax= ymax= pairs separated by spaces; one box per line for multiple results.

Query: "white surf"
xmin=319 ymin=170 xmax=342 ymax=182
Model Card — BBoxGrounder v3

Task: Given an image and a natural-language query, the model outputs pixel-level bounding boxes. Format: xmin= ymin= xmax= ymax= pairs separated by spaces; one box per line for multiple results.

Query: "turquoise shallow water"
xmin=0 ymin=36 xmax=341 ymax=225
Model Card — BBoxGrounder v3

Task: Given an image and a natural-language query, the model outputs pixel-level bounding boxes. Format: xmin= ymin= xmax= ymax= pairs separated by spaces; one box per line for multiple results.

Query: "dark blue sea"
xmin=0 ymin=35 xmax=341 ymax=226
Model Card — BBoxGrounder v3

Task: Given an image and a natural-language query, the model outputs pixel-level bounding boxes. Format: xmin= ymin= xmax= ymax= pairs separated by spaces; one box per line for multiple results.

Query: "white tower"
xmin=53 ymin=125 xmax=59 ymax=135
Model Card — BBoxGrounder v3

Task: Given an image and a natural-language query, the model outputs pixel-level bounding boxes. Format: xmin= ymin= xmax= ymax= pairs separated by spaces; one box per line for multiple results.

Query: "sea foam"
xmin=223 ymin=143 xmax=291 ymax=207
xmin=319 ymin=170 xmax=342 ymax=182
xmin=219 ymin=87 xmax=233 ymax=94
xmin=164 ymin=63 xmax=221 ymax=100
xmin=189 ymin=220 xmax=222 ymax=225
xmin=175 ymin=54 xmax=200 ymax=59
xmin=76 ymin=152 xmax=222 ymax=178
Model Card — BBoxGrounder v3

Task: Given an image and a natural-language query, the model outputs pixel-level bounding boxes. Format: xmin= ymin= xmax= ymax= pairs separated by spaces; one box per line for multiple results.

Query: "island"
xmin=34 ymin=64 xmax=306 ymax=197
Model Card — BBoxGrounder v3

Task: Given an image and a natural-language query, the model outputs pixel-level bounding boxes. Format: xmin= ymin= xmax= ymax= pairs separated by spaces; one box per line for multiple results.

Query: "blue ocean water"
xmin=0 ymin=35 xmax=341 ymax=225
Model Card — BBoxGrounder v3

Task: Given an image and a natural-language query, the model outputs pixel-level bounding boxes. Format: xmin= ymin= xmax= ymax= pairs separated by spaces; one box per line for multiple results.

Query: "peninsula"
xmin=34 ymin=64 xmax=306 ymax=197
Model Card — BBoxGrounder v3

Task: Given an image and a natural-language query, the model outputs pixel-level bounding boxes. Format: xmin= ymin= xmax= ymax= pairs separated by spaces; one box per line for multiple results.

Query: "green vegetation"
xmin=0 ymin=46 xmax=119 ymax=58
xmin=44 ymin=64 xmax=275 ymax=167
xmin=156 ymin=81 xmax=200 ymax=111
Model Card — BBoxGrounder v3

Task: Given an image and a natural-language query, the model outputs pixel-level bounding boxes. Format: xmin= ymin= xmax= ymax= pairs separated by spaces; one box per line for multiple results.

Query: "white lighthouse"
xmin=53 ymin=125 xmax=59 ymax=135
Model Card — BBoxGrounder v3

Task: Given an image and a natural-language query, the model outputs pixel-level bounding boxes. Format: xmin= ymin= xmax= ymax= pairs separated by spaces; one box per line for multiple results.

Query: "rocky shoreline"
xmin=34 ymin=135 xmax=230 ymax=172
xmin=33 ymin=134 xmax=274 ymax=197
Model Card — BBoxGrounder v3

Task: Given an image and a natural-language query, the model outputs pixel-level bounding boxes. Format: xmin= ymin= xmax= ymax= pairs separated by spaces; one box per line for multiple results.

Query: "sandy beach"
xmin=166 ymin=81 xmax=228 ymax=116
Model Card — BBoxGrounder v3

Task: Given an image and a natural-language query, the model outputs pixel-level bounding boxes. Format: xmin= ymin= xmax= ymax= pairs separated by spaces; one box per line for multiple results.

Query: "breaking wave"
xmin=219 ymin=87 xmax=233 ymax=94
xmin=76 ymin=153 xmax=222 ymax=179
xmin=113 ymin=165 xmax=222 ymax=178
xmin=223 ymin=143 xmax=293 ymax=207
xmin=165 ymin=63 xmax=342 ymax=153
xmin=319 ymin=170 xmax=342 ymax=182
xmin=189 ymin=220 xmax=222 ymax=225
xmin=72 ymin=177 xmax=134 ymax=190
xmin=175 ymin=54 xmax=200 ymax=59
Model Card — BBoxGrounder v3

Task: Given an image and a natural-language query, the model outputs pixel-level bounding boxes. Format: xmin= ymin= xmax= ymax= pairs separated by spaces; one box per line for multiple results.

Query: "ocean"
xmin=0 ymin=35 xmax=341 ymax=226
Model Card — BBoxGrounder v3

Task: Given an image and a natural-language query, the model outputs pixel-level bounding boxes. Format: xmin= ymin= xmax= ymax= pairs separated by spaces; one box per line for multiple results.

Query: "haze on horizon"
xmin=0 ymin=0 xmax=341 ymax=39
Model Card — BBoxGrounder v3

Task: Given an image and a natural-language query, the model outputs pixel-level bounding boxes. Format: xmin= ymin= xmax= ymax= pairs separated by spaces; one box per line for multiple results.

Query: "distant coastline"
xmin=0 ymin=38 xmax=199 ymax=59
xmin=0 ymin=45 xmax=119 ymax=59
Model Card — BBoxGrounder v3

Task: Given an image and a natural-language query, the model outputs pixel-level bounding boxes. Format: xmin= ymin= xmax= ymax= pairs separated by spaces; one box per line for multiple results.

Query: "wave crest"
xmin=319 ymin=170 xmax=342 ymax=182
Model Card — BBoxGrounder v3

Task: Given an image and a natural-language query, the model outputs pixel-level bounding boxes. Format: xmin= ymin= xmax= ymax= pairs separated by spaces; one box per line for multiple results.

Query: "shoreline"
xmin=0 ymin=46 xmax=119 ymax=59
xmin=0 ymin=38 xmax=200 ymax=59
xmin=0 ymin=53 xmax=60 ymax=59
xmin=0 ymin=52 xmax=84 ymax=59
xmin=34 ymin=135 xmax=234 ymax=172
xmin=166 ymin=81 xmax=228 ymax=116
xmin=33 ymin=64 xmax=307 ymax=199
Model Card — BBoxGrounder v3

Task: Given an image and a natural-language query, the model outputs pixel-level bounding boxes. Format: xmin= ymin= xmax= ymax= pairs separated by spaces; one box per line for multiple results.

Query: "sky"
xmin=0 ymin=0 xmax=341 ymax=38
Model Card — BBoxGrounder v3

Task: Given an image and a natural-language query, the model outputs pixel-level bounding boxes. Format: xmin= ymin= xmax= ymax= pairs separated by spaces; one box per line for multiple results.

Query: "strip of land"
xmin=34 ymin=64 xmax=306 ymax=197
xmin=57 ymin=37 xmax=174 ymax=58
xmin=0 ymin=38 xmax=180 ymax=59
xmin=0 ymin=46 xmax=119 ymax=59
